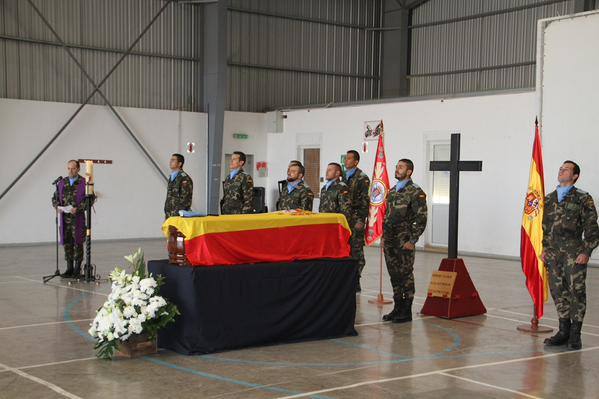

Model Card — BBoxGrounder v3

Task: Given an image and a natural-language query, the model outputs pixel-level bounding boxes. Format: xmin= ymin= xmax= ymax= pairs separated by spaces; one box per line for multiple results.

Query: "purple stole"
xmin=57 ymin=176 xmax=86 ymax=246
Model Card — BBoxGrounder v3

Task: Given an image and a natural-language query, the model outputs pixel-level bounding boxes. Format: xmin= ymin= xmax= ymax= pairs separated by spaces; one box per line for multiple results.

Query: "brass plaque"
xmin=427 ymin=271 xmax=458 ymax=298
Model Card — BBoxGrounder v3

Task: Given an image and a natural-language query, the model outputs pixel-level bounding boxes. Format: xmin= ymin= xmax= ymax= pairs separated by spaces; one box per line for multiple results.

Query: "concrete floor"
xmin=0 ymin=240 xmax=598 ymax=399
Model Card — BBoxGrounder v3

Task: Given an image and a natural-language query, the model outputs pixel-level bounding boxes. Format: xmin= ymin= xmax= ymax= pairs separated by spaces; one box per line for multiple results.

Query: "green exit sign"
xmin=233 ymin=133 xmax=249 ymax=140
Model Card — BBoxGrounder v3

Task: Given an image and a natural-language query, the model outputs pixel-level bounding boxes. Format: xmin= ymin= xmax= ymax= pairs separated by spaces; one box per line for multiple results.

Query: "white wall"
xmin=221 ymin=111 xmax=269 ymax=191
xmin=540 ymin=11 xmax=599 ymax=222
xmin=0 ymin=99 xmax=207 ymax=244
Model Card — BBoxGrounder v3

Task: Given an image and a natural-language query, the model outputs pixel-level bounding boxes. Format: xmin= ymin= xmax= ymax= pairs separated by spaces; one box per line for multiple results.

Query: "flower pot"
xmin=117 ymin=333 xmax=157 ymax=358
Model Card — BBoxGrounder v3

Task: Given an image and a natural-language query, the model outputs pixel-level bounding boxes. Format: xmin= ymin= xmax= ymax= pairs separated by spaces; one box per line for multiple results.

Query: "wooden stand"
xmin=167 ymin=226 xmax=189 ymax=265
xmin=117 ymin=334 xmax=157 ymax=358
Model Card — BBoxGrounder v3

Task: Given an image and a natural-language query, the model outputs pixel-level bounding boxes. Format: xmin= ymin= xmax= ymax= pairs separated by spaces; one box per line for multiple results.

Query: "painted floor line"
xmin=274 ymin=346 xmax=599 ymax=399
xmin=18 ymin=357 xmax=98 ymax=371
xmin=363 ymin=289 xmax=598 ymax=333
xmin=495 ymin=308 xmax=599 ymax=330
xmin=0 ymin=360 xmax=83 ymax=399
xmin=0 ymin=318 xmax=94 ymax=331
xmin=439 ymin=372 xmax=543 ymax=399
xmin=15 ymin=276 xmax=109 ymax=297
xmin=485 ymin=313 xmax=599 ymax=338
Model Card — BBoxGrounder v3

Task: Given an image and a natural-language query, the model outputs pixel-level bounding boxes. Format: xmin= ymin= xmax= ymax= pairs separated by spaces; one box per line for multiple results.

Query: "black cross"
xmin=429 ymin=133 xmax=483 ymax=259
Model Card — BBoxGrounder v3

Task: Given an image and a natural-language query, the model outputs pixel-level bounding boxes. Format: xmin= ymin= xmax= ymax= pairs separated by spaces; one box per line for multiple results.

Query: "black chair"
xmin=253 ymin=187 xmax=267 ymax=213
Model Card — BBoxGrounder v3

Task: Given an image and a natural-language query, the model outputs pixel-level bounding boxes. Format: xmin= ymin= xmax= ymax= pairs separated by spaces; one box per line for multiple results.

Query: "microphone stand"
xmin=83 ymin=192 xmax=96 ymax=282
xmin=44 ymin=180 xmax=62 ymax=283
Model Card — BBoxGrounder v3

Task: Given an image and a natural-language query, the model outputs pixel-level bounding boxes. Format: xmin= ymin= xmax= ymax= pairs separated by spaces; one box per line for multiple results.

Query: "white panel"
xmin=0 ymin=99 xmax=208 ymax=244
xmin=539 ymin=10 xmax=599 ymax=260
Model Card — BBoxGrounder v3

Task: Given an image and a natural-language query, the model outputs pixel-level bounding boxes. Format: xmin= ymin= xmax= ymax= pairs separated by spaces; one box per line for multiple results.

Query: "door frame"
xmin=297 ymin=145 xmax=321 ymax=196
xmin=426 ymin=139 xmax=451 ymax=248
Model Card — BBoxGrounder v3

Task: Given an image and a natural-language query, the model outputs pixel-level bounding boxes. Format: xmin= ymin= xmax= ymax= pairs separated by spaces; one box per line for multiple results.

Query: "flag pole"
xmin=365 ymin=121 xmax=392 ymax=307
xmin=518 ymin=117 xmax=552 ymax=334
xmin=517 ymin=305 xmax=552 ymax=333
xmin=368 ymin=238 xmax=392 ymax=306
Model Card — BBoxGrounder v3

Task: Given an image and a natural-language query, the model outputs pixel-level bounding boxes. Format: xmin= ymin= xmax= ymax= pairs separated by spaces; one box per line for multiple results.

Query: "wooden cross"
xmin=429 ymin=134 xmax=482 ymax=259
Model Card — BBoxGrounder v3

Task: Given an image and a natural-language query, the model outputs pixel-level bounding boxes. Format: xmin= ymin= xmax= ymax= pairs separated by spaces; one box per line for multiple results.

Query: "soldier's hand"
xmin=403 ymin=242 xmax=415 ymax=251
xmin=354 ymin=222 xmax=364 ymax=231
xmin=576 ymin=253 xmax=590 ymax=265
xmin=70 ymin=207 xmax=77 ymax=215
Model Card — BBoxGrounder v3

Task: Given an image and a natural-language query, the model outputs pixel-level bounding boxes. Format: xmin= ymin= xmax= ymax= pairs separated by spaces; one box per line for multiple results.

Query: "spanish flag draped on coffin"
xmin=162 ymin=211 xmax=352 ymax=266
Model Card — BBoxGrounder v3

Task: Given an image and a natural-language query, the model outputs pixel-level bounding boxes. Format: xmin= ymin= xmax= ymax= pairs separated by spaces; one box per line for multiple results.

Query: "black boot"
xmin=71 ymin=260 xmax=82 ymax=279
xmin=60 ymin=260 xmax=74 ymax=278
xmin=544 ymin=318 xmax=571 ymax=346
xmin=393 ymin=297 xmax=413 ymax=324
xmin=383 ymin=295 xmax=402 ymax=321
xmin=568 ymin=321 xmax=583 ymax=350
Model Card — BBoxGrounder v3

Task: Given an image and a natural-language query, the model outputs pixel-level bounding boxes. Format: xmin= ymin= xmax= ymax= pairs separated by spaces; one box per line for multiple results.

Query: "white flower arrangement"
xmin=88 ymin=249 xmax=179 ymax=359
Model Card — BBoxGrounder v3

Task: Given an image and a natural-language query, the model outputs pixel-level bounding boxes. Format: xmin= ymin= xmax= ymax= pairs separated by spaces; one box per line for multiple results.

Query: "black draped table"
xmin=148 ymin=258 xmax=358 ymax=355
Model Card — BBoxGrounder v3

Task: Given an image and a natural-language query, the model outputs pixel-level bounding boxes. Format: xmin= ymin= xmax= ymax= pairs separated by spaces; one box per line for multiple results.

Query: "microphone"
xmin=51 ymin=176 xmax=63 ymax=185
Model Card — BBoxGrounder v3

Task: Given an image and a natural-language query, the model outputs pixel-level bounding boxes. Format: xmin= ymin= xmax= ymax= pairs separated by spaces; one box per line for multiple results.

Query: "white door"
xmin=430 ymin=143 xmax=450 ymax=247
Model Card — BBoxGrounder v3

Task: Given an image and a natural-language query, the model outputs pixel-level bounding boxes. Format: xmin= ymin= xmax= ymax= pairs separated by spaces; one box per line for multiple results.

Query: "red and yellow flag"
xmin=163 ymin=212 xmax=351 ymax=266
xmin=366 ymin=122 xmax=390 ymax=246
xmin=520 ymin=120 xmax=548 ymax=320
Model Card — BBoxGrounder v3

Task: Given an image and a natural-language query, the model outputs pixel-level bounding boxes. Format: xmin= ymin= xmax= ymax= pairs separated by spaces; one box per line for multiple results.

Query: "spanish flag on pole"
xmin=520 ymin=119 xmax=549 ymax=320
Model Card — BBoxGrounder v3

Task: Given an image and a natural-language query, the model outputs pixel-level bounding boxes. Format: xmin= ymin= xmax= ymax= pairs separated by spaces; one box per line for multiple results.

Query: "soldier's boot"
xmin=392 ymin=297 xmax=413 ymax=324
xmin=383 ymin=295 xmax=402 ymax=321
xmin=71 ymin=260 xmax=82 ymax=279
xmin=60 ymin=260 xmax=74 ymax=278
xmin=544 ymin=318 xmax=571 ymax=346
xmin=567 ymin=321 xmax=583 ymax=350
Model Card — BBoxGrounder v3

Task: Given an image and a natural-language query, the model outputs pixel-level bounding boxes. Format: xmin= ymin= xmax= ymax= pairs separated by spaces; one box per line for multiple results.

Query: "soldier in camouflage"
xmin=164 ymin=153 xmax=193 ymax=218
xmin=382 ymin=159 xmax=427 ymax=323
xmin=343 ymin=150 xmax=371 ymax=292
xmin=276 ymin=163 xmax=314 ymax=211
xmin=542 ymin=160 xmax=599 ymax=350
xmin=221 ymin=151 xmax=254 ymax=214
xmin=52 ymin=160 xmax=86 ymax=278
xmin=319 ymin=162 xmax=351 ymax=222
xmin=277 ymin=160 xmax=303 ymax=209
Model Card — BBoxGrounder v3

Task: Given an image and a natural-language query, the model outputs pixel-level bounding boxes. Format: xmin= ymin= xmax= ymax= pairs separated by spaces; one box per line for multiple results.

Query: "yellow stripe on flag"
xmin=521 ymin=159 xmax=549 ymax=302
xmin=162 ymin=212 xmax=351 ymax=241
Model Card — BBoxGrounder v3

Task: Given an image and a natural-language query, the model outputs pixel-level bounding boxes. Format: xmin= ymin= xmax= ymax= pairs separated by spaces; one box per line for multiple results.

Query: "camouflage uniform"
xmin=343 ymin=168 xmax=370 ymax=276
xmin=164 ymin=171 xmax=193 ymax=218
xmin=52 ymin=176 xmax=85 ymax=266
xmin=221 ymin=169 xmax=254 ymax=214
xmin=319 ymin=180 xmax=351 ymax=222
xmin=276 ymin=181 xmax=314 ymax=211
xmin=382 ymin=180 xmax=427 ymax=323
xmin=543 ymin=187 xmax=599 ymax=323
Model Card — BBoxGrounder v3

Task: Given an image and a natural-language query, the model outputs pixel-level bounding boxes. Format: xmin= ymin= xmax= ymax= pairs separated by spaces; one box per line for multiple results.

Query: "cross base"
xmin=420 ymin=258 xmax=486 ymax=319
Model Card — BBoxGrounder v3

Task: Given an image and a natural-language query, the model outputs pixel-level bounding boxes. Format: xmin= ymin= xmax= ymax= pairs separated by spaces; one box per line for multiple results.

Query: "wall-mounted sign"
xmin=233 ymin=133 xmax=249 ymax=140
xmin=186 ymin=142 xmax=196 ymax=153
xmin=363 ymin=120 xmax=383 ymax=141
xmin=256 ymin=161 xmax=268 ymax=177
